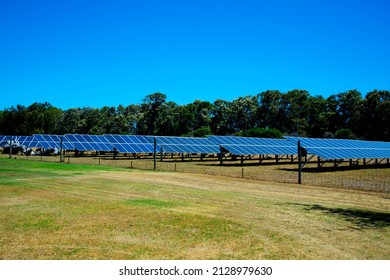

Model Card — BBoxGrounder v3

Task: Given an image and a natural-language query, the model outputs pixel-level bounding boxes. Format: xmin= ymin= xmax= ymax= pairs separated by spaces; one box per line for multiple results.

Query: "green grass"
xmin=0 ymin=158 xmax=389 ymax=259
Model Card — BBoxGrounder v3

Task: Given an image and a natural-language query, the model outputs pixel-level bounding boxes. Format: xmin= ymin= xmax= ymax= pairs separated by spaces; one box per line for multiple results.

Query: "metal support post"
xmin=153 ymin=137 xmax=157 ymax=170
xmin=9 ymin=136 xmax=12 ymax=158
xmin=60 ymin=137 xmax=63 ymax=162
xmin=298 ymin=140 xmax=302 ymax=184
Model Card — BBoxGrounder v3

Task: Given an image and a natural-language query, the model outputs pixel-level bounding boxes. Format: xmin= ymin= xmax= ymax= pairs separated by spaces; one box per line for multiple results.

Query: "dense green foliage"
xmin=0 ymin=89 xmax=389 ymax=140
xmin=238 ymin=128 xmax=283 ymax=138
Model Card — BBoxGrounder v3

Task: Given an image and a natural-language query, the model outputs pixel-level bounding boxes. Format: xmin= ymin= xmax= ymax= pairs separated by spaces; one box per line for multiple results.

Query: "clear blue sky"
xmin=1 ymin=0 xmax=389 ymax=109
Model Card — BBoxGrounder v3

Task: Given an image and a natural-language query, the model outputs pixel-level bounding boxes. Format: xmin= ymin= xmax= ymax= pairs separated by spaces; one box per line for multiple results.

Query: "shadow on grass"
xmin=291 ymin=203 xmax=390 ymax=229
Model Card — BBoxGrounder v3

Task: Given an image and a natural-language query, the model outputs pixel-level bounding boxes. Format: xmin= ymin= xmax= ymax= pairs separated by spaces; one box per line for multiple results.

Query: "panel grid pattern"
xmin=286 ymin=137 xmax=390 ymax=159
xmin=208 ymin=136 xmax=297 ymax=155
xmin=155 ymin=136 xmax=220 ymax=154
xmin=104 ymin=135 xmax=155 ymax=153
xmin=64 ymin=134 xmax=113 ymax=151
xmin=0 ymin=135 xmax=10 ymax=146
xmin=16 ymin=136 xmax=39 ymax=148
xmin=33 ymin=134 xmax=74 ymax=150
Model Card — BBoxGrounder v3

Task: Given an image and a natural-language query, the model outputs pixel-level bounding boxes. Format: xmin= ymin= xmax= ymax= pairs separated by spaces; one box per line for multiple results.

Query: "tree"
xmin=155 ymin=101 xmax=180 ymax=136
xmin=229 ymin=96 xmax=258 ymax=133
xmin=138 ymin=92 xmax=167 ymax=135
xmin=325 ymin=94 xmax=341 ymax=134
xmin=362 ymin=90 xmax=390 ymax=141
xmin=0 ymin=105 xmax=25 ymax=135
xmin=75 ymin=107 xmax=102 ymax=134
xmin=305 ymin=95 xmax=328 ymax=138
xmin=335 ymin=90 xmax=363 ymax=135
xmin=335 ymin=128 xmax=357 ymax=139
xmin=256 ymin=90 xmax=282 ymax=129
xmin=124 ymin=104 xmax=141 ymax=135
xmin=58 ymin=108 xmax=81 ymax=134
xmin=210 ymin=99 xmax=233 ymax=135
xmin=278 ymin=89 xmax=309 ymax=135
xmin=190 ymin=100 xmax=213 ymax=130
xmin=240 ymin=127 xmax=282 ymax=138
xmin=176 ymin=105 xmax=196 ymax=136
xmin=193 ymin=126 xmax=211 ymax=137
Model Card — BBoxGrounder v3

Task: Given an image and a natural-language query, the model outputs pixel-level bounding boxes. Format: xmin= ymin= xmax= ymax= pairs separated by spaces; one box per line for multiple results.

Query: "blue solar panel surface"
xmin=22 ymin=136 xmax=39 ymax=147
xmin=64 ymin=134 xmax=113 ymax=151
xmin=104 ymin=135 xmax=155 ymax=153
xmin=0 ymin=135 xmax=39 ymax=148
xmin=14 ymin=136 xmax=39 ymax=148
xmin=208 ymin=136 xmax=297 ymax=155
xmin=155 ymin=136 xmax=220 ymax=154
xmin=34 ymin=134 xmax=74 ymax=150
xmin=0 ymin=135 xmax=10 ymax=146
xmin=286 ymin=137 xmax=390 ymax=159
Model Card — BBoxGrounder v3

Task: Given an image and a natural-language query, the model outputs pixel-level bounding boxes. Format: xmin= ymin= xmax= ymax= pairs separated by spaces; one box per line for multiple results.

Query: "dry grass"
xmin=0 ymin=158 xmax=389 ymax=260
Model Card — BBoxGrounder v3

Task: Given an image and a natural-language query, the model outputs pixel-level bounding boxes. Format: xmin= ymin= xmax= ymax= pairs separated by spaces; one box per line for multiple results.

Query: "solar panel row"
xmin=286 ymin=137 xmax=390 ymax=149
xmin=155 ymin=136 xmax=220 ymax=154
xmin=308 ymin=147 xmax=390 ymax=160
xmin=221 ymin=145 xmax=297 ymax=155
xmin=208 ymin=136 xmax=296 ymax=155
xmin=65 ymin=134 xmax=113 ymax=151
xmin=159 ymin=144 xmax=219 ymax=154
xmin=0 ymin=135 xmax=10 ymax=146
xmin=286 ymin=137 xmax=390 ymax=159
xmin=15 ymin=136 xmax=39 ymax=148
xmin=103 ymin=135 xmax=154 ymax=153
xmin=1 ymin=134 xmax=389 ymax=160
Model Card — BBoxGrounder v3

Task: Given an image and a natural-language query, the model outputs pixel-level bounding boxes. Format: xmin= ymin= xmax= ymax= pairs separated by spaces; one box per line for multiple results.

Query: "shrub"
xmin=240 ymin=128 xmax=283 ymax=138
xmin=334 ymin=128 xmax=357 ymax=139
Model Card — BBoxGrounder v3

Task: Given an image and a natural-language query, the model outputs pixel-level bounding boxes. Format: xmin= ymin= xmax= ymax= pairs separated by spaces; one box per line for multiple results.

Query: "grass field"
xmin=9 ymin=153 xmax=390 ymax=193
xmin=0 ymin=157 xmax=389 ymax=259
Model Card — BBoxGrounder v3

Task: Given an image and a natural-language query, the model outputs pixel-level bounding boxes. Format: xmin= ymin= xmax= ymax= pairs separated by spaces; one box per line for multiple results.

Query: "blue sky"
xmin=1 ymin=0 xmax=389 ymax=109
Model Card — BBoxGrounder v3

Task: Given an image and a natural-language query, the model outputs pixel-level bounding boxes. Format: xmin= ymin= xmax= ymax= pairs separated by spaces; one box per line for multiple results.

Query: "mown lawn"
xmin=0 ymin=158 xmax=389 ymax=259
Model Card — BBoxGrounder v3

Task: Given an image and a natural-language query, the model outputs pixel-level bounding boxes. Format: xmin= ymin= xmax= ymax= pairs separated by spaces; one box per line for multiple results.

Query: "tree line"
xmin=0 ymin=89 xmax=389 ymax=141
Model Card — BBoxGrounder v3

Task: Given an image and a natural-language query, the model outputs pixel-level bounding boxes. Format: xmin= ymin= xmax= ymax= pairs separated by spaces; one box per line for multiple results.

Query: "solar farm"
xmin=1 ymin=134 xmax=390 ymax=259
xmin=1 ymin=134 xmax=389 ymax=192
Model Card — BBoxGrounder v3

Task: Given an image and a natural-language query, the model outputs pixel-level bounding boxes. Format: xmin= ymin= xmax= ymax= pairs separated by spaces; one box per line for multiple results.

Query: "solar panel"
xmin=13 ymin=136 xmax=39 ymax=148
xmin=208 ymin=136 xmax=297 ymax=155
xmin=0 ymin=135 xmax=10 ymax=146
xmin=64 ymin=134 xmax=113 ymax=151
xmin=286 ymin=137 xmax=390 ymax=159
xmin=23 ymin=136 xmax=40 ymax=148
xmin=104 ymin=135 xmax=155 ymax=153
xmin=155 ymin=136 xmax=220 ymax=154
xmin=33 ymin=134 xmax=74 ymax=150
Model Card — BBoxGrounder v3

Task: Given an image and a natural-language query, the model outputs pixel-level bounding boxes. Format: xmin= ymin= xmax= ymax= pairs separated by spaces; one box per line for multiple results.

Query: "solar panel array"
xmin=104 ymin=135 xmax=154 ymax=153
xmin=2 ymin=134 xmax=390 ymax=161
xmin=15 ymin=136 xmax=39 ymax=148
xmin=65 ymin=134 xmax=113 ymax=151
xmin=0 ymin=135 xmax=10 ymax=146
xmin=286 ymin=137 xmax=390 ymax=159
xmin=156 ymin=136 xmax=220 ymax=154
xmin=33 ymin=134 xmax=75 ymax=150
xmin=208 ymin=136 xmax=297 ymax=155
